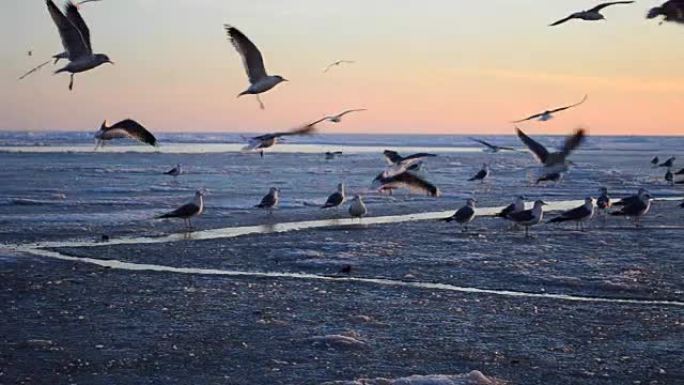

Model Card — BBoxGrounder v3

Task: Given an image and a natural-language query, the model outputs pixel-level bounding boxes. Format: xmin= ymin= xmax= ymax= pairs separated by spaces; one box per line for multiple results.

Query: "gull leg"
xmin=525 ymin=226 xmax=529 ymax=237
xmin=256 ymin=94 xmax=265 ymax=110
xmin=68 ymin=74 xmax=75 ymax=91
xmin=188 ymin=218 xmax=193 ymax=230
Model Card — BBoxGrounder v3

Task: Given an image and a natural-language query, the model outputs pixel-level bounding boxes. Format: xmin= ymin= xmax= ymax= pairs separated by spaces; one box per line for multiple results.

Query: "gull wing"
xmin=224 ymin=25 xmax=267 ymax=84
xmin=589 ymin=1 xmax=635 ymax=13
xmin=336 ymin=109 xmax=367 ymax=118
xmin=512 ymin=112 xmax=544 ymax=123
xmin=322 ymin=192 xmax=344 ymax=208
xmin=469 ymin=137 xmax=497 ymax=150
xmin=158 ymin=203 xmax=199 ymax=219
xmin=272 ymin=123 xmax=317 ymax=138
xmin=65 ymin=1 xmax=92 ymax=54
xmin=46 ymin=0 xmax=90 ymax=61
xmin=549 ymin=95 xmax=588 ymax=114
xmin=383 ymin=150 xmax=403 ymax=164
xmin=549 ymin=15 xmax=576 ymax=26
xmin=375 ymin=171 xmax=439 ymax=197
xmin=108 ymin=119 xmax=157 ymax=146
xmin=516 ymin=127 xmax=549 ymax=163
xmin=559 ymin=128 xmax=586 ymax=158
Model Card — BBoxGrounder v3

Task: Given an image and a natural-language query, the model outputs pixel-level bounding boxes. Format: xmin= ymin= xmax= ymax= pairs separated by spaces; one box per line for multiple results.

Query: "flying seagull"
xmin=469 ymin=138 xmax=516 ymax=153
xmin=536 ymin=172 xmax=563 ymax=185
xmin=509 ymin=200 xmax=547 ymax=237
xmin=443 ymin=198 xmax=477 ymax=232
xmin=323 ymin=60 xmax=355 ymax=73
xmin=322 ymin=109 xmax=367 ymax=123
xmin=165 ymin=164 xmax=182 ymax=178
xmin=372 ymin=170 xmax=440 ymax=197
xmin=547 ymin=197 xmax=595 ymax=231
xmin=468 ymin=163 xmax=490 ymax=183
xmin=243 ymin=122 xmax=317 ymax=157
xmin=647 ymin=0 xmax=684 ymax=24
xmin=611 ymin=191 xmax=652 ymax=227
xmin=322 ymin=183 xmax=346 ymax=209
xmin=348 ymin=195 xmax=367 ymax=220
xmin=224 ymin=25 xmax=287 ymax=110
xmin=516 ymin=127 xmax=585 ymax=173
xmin=383 ymin=150 xmax=437 ymax=168
xmin=496 ymin=195 xmax=526 ymax=219
xmin=44 ymin=0 xmax=113 ymax=90
xmin=256 ymin=187 xmax=279 ymax=214
xmin=94 ymin=119 xmax=157 ymax=148
xmin=512 ymin=95 xmax=587 ymax=123
xmin=157 ymin=190 xmax=204 ymax=230
xmin=550 ymin=1 xmax=635 ymax=26
xmin=658 ymin=156 xmax=676 ymax=168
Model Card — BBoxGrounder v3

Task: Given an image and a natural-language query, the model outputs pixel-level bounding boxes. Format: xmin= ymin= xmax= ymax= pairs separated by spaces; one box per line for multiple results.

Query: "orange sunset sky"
xmin=1 ymin=0 xmax=683 ymax=136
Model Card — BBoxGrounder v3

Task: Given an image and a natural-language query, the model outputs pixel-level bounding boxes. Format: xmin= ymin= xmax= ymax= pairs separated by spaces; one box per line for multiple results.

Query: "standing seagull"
xmin=550 ymin=2 xmax=635 ymax=26
xmin=165 ymin=164 xmax=182 ymax=178
xmin=443 ymin=198 xmax=477 ymax=232
xmin=94 ymin=119 xmax=157 ymax=148
xmin=508 ymin=200 xmax=547 ymax=237
xmin=323 ymin=109 xmax=367 ymax=123
xmin=647 ymin=0 xmax=684 ymax=24
xmin=322 ymin=183 xmax=346 ymax=209
xmin=658 ymin=156 xmax=676 ymax=168
xmin=597 ymin=187 xmax=611 ymax=211
xmin=224 ymin=25 xmax=287 ymax=110
xmin=611 ymin=192 xmax=652 ymax=227
xmin=323 ymin=60 xmax=355 ymax=73
xmin=243 ymin=123 xmax=317 ymax=157
xmin=469 ymin=138 xmax=516 ymax=153
xmin=256 ymin=187 xmax=279 ymax=214
xmin=516 ymin=127 xmax=585 ymax=174
xmin=156 ymin=190 xmax=204 ymax=230
xmin=348 ymin=195 xmax=367 ymax=220
xmin=665 ymin=168 xmax=675 ymax=185
xmin=468 ymin=163 xmax=490 ymax=183
xmin=45 ymin=0 xmax=113 ymax=90
xmin=512 ymin=95 xmax=587 ymax=123
xmin=547 ymin=197 xmax=595 ymax=231
xmin=496 ymin=195 xmax=526 ymax=219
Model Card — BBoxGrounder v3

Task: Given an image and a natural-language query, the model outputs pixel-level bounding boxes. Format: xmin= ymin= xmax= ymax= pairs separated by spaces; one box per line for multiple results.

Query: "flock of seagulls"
xmin=16 ymin=1 xmax=683 ymax=234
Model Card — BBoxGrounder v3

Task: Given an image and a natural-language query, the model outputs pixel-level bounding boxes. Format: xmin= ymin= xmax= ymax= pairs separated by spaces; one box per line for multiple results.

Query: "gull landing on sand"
xmin=547 ymin=197 xmax=595 ymax=231
xmin=242 ymin=122 xmax=317 ymax=157
xmin=224 ymin=25 xmax=287 ymax=110
xmin=45 ymin=0 xmax=113 ymax=90
xmin=348 ymin=195 xmax=367 ymax=220
xmin=95 ymin=119 xmax=157 ymax=149
xmin=550 ymin=1 xmax=635 ymax=26
xmin=156 ymin=190 xmax=204 ymax=230
xmin=512 ymin=95 xmax=587 ymax=123
xmin=323 ymin=60 xmax=355 ymax=73
xmin=443 ymin=198 xmax=476 ymax=232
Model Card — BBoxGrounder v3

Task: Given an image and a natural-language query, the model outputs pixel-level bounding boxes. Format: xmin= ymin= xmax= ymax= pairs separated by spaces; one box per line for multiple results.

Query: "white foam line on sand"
xmin=18 ymin=247 xmax=684 ymax=308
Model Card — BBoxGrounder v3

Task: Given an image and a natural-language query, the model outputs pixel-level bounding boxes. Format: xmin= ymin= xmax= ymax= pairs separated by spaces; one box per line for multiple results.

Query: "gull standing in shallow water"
xmin=224 ymin=25 xmax=287 ymax=110
xmin=443 ymin=198 xmax=477 ymax=232
xmin=156 ymin=191 xmax=204 ymax=230
xmin=549 ymin=2 xmax=635 ymax=26
xmin=512 ymin=95 xmax=587 ymax=123
xmin=44 ymin=0 xmax=113 ymax=90
xmin=256 ymin=187 xmax=279 ymax=214
xmin=95 ymin=119 xmax=157 ymax=148
xmin=547 ymin=197 xmax=595 ymax=231
xmin=508 ymin=200 xmax=547 ymax=237
xmin=611 ymin=192 xmax=652 ymax=227
xmin=348 ymin=195 xmax=367 ymax=220
xmin=322 ymin=183 xmax=346 ymax=209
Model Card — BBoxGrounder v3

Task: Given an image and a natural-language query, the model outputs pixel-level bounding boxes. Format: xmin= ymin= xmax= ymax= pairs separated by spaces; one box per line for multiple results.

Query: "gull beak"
xmin=108 ymin=60 xmax=115 ymax=65
xmin=282 ymin=78 xmax=289 ymax=82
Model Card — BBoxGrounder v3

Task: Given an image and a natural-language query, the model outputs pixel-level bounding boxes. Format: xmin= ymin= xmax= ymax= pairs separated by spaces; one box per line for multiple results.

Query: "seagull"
xmin=322 ymin=183 xmax=346 ymax=209
xmin=372 ymin=170 xmax=440 ymax=197
xmin=243 ymin=122 xmax=317 ymax=157
xmin=516 ymin=127 xmax=585 ymax=174
xmin=348 ymin=195 xmax=367 ymax=220
xmin=156 ymin=190 xmax=204 ymax=230
xmin=665 ymin=168 xmax=674 ymax=185
xmin=651 ymin=156 xmax=660 ymax=167
xmin=675 ymin=168 xmax=684 ymax=175
xmin=322 ymin=109 xmax=367 ymax=123
xmin=44 ymin=0 xmax=113 ymax=90
xmin=512 ymin=95 xmax=587 ymax=123
xmin=647 ymin=0 xmax=684 ymax=24
xmin=323 ymin=60 xmax=355 ymax=73
xmin=468 ymin=163 xmax=490 ymax=183
xmin=28 ymin=50 xmax=33 ymax=57
xmin=224 ymin=25 xmax=287 ymax=110
xmin=383 ymin=150 xmax=437 ymax=168
xmin=658 ymin=156 xmax=676 ymax=168
xmin=613 ymin=188 xmax=649 ymax=207
xmin=165 ymin=164 xmax=182 ymax=178
xmin=508 ymin=200 xmax=547 ymax=237
xmin=256 ymin=187 xmax=279 ymax=214
xmin=550 ymin=1 xmax=635 ymax=26
xmin=94 ymin=119 xmax=157 ymax=148
xmin=611 ymin=191 xmax=652 ymax=227
xmin=325 ymin=151 xmax=343 ymax=160
xmin=469 ymin=138 xmax=516 ymax=153
xmin=496 ymin=195 xmax=526 ymax=219
xmin=597 ymin=187 xmax=611 ymax=211
xmin=547 ymin=197 xmax=595 ymax=231
xmin=443 ymin=198 xmax=477 ymax=232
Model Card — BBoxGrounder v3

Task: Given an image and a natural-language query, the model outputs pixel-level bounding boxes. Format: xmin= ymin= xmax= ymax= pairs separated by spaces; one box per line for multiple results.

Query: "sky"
xmin=0 ymin=0 xmax=683 ymax=136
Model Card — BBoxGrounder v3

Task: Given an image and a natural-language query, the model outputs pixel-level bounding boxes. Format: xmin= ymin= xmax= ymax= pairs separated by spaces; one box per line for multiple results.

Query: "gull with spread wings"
xmin=469 ymin=138 xmax=516 ymax=153
xmin=322 ymin=109 xmax=366 ymax=123
xmin=512 ymin=95 xmax=587 ymax=123
xmin=224 ymin=25 xmax=287 ymax=110
xmin=323 ymin=60 xmax=355 ymax=73
xmin=243 ymin=122 xmax=318 ymax=158
xmin=94 ymin=119 xmax=157 ymax=149
xmin=550 ymin=1 xmax=635 ymax=26
xmin=516 ymin=127 xmax=585 ymax=175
